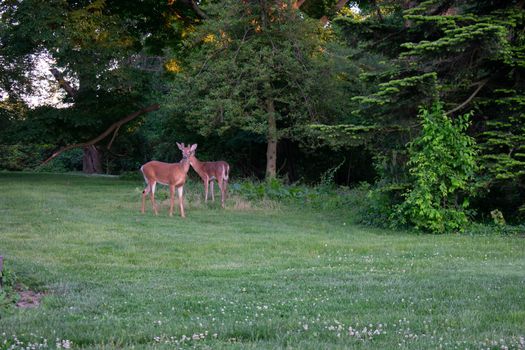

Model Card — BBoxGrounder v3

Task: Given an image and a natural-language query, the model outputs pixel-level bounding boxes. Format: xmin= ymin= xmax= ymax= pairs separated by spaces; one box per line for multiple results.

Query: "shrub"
xmin=394 ymin=103 xmax=478 ymax=233
xmin=0 ymin=144 xmax=82 ymax=172
xmin=351 ymin=182 xmax=407 ymax=228
xmin=229 ymin=177 xmax=354 ymax=211
xmin=0 ymin=144 xmax=50 ymax=170
xmin=0 ymin=265 xmax=17 ymax=310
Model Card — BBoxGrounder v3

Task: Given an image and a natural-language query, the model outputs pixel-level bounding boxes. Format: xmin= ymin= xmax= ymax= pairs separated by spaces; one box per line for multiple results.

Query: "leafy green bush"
xmin=394 ymin=103 xmax=478 ymax=233
xmin=351 ymin=182 xmax=407 ymax=228
xmin=34 ymin=148 xmax=83 ymax=173
xmin=0 ymin=144 xmax=82 ymax=172
xmin=465 ymin=222 xmax=525 ymax=236
xmin=230 ymin=178 xmax=309 ymax=202
xmin=119 ymin=170 xmax=144 ymax=181
xmin=0 ymin=144 xmax=50 ymax=170
xmin=0 ymin=265 xmax=18 ymax=310
xmin=230 ymin=177 xmax=354 ymax=211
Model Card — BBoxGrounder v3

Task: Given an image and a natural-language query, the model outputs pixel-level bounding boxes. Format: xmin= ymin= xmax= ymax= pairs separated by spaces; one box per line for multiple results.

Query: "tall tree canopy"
xmin=168 ymin=0 xmax=346 ymax=179
xmin=0 ymin=0 xmax=204 ymax=172
xmin=315 ymin=0 xmax=525 ymax=222
xmin=1 ymin=0 xmax=524 ymax=227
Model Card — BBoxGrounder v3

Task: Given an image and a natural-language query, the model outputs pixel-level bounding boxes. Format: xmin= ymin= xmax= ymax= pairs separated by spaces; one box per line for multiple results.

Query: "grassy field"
xmin=0 ymin=172 xmax=524 ymax=349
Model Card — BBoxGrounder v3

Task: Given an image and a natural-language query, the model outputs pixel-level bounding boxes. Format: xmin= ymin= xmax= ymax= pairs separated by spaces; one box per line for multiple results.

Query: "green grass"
xmin=0 ymin=172 xmax=524 ymax=349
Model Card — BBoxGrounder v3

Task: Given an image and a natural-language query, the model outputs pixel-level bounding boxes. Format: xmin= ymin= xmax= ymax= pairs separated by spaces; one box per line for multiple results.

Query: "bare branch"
xmin=446 ymin=79 xmax=489 ymax=115
xmin=43 ymin=104 xmax=160 ymax=164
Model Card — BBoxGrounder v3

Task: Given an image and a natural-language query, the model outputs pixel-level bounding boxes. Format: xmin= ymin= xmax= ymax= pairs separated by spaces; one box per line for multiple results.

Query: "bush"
xmin=230 ymin=177 xmax=354 ymax=211
xmin=394 ymin=103 xmax=478 ymax=233
xmin=0 ymin=144 xmax=82 ymax=172
xmin=0 ymin=265 xmax=18 ymax=310
xmin=119 ymin=170 xmax=144 ymax=181
xmin=350 ymin=182 xmax=407 ymax=228
xmin=465 ymin=222 xmax=525 ymax=236
xmin=35 ymin=148 xmax=83 ymax=173
xmin=0 ymin=144 xmax=50 ymax=171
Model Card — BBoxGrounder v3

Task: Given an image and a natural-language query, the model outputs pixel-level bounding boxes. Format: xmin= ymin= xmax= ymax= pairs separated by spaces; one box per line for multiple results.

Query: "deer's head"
xmin=177 ymin=143 xmax=197 ymax=161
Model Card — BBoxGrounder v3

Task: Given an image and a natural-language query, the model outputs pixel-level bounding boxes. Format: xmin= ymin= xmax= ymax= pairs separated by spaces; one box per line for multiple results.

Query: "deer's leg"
xmin=221 ymin=165 xmax=228 ymax=203
xmin=224 ymin=164 xmax=229 ymax=200
xmin=169 ymin=184 xmax=175 ymax=217
xmin=141 ymin=183 xmax=150 ymax=213
xmin=150 ymin=182 xmax=158 ymax=215
xmin=210 ymin=180 xmax=215 ymax=202
xmin=217 ymin=178 xmax=225 ymax=208
xmin=204 ymin=178 xmax=209 ymax=203
xmin=177 ymin=186 xmax=185 ymax=218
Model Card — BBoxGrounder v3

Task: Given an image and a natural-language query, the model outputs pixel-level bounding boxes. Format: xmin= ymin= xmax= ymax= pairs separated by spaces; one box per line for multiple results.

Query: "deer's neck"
xmin=179 ymin=158 xmax=190 ymax=173
xmin=189 ymin=156 xmax=207 ymax=178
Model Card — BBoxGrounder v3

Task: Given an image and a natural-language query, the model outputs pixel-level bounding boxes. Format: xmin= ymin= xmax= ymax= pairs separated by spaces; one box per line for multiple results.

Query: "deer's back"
xmin=141 ymin=160 xmax=188 ymax=186
xmin=202 ymin=161 xmax=229 ymax=175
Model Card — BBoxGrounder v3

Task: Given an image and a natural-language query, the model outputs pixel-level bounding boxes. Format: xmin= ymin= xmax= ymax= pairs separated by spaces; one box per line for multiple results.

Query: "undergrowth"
xmin=0 ymin=264 xmax=18 ymax=311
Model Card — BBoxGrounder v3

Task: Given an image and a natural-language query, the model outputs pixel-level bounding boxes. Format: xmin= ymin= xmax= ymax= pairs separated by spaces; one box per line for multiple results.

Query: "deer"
xmin=187 ymin=145 xmax=230 ymax=208
xmin=140 ymin=143 xmax=196 ymax=217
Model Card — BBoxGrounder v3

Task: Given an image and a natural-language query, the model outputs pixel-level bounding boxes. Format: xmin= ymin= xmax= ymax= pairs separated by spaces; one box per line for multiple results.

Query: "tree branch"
xmin=49 ymin=68 xmax=77 ymax=98
xmin=370 ymin=0 xmax=383 ymax=21
xmin=430 ymin=0 xmax=455 ymax=15
xmin=43 ymin=104 xmax=160 ymax=164
xmin=107 ymin=125 xmax=121 ymax=150
xmin=190 ymin=0 xmax=207 ymax=19
xmin=293 ymin=0 xmax=306 ymax=9
xmin=446 ymin=79 xmax=489 ymax=115
xmin=179 ymin=0 xmax=207 ymax=19
xmin=320 ymin=0 xmax=349 ymax=26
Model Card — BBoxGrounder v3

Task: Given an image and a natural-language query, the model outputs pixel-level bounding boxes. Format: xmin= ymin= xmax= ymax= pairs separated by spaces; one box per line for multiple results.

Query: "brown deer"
xmin=188 ymin=145 xmax=230 ymax=208
xmin=140 ymin=143 xmax=196 ymax=217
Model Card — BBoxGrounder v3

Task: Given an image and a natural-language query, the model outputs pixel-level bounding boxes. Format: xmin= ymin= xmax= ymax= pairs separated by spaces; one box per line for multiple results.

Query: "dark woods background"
xmin=1 ymin=0 xmax=524 ymax=227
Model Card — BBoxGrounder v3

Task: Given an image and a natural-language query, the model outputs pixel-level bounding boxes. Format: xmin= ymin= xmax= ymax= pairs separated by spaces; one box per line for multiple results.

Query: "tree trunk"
xmin=265 ymin=98 xmax=277 ymax=179
xmin=82 ymin=145 xmax=102 ymax=174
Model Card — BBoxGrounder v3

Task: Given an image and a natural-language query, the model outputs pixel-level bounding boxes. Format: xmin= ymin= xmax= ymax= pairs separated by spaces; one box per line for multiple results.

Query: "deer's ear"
xmin=176 ymin=142 xmax=183 ymax=150
xmin=190 ymin=144 xmax=198 ymax=152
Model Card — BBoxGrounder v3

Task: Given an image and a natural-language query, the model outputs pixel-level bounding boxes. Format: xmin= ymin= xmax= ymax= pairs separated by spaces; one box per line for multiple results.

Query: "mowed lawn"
xmin=0 ymin=173 xmax=524 ymax=349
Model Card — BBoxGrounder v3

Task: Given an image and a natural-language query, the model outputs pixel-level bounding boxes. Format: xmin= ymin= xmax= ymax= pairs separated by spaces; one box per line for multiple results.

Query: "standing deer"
xmin=188 ymin=145 xmax=230 ymax=208
xmin=140 ymin=143 xmax=196 ymax=217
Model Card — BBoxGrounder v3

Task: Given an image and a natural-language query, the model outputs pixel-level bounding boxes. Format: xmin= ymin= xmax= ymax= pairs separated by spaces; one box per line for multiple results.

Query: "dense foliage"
xmin=325 ymin=0 xmax=525 ymax=224
xmin=0 ymin=0 xmax=198 ymax=172
xmin=395 ymin=103 xmax=478 ymax=233
xmin=1 ymin=0 xmax=524 ymax=231
xmin=166 ymin=0 xmax=345 ymax=178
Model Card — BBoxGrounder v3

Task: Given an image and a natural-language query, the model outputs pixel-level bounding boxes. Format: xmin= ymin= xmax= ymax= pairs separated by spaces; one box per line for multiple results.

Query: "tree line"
xmin=1 ymin=0 xmax=524 ymax=230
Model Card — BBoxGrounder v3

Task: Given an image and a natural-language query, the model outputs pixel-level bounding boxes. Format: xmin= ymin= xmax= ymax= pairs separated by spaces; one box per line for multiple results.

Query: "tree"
xmin=318 ymin=0 xmax=525 ymax=222
xmin=169 ymin=0 xmax=344 ymax=179
xmin=0 ymin=0 xmax=204 ymax=173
